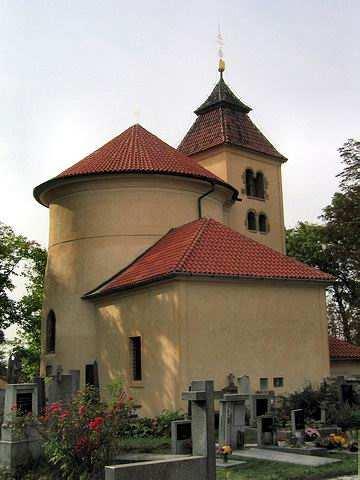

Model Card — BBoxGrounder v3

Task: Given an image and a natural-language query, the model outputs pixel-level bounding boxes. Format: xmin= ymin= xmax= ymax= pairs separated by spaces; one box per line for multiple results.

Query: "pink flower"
xmin=10 ymin=404 xmax=17 ymax=412
xmin=49 ymin=403 xmax=62 ymax=414
xmin=59 ymin=411 xmax=70 ymax=422
xmin=78 ymin=405 xmax=86 ymax=417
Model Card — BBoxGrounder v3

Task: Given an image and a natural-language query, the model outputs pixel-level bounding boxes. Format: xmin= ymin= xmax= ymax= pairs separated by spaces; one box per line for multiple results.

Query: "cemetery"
xmin=1 ymin=2 xmax=358 ymax=478
xmin=0 ymin=372 xmax=359 ymax=479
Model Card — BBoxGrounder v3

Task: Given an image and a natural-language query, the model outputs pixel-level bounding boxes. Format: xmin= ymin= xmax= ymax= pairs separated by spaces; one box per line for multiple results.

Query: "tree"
xmin=286 ymin=139 xmax=360 ymax=343
xmin=0 ymin=222 xmax=47 ymax=379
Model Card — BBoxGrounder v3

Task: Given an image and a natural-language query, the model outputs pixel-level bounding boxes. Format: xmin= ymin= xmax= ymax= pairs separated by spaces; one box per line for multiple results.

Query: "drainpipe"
xmin=198 ymin=183 xmax=215 ymax=218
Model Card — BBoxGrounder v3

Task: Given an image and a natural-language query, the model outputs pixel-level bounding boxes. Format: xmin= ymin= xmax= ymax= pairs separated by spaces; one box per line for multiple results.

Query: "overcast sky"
xmin=0 ymin=0 xmax=359 ymax=247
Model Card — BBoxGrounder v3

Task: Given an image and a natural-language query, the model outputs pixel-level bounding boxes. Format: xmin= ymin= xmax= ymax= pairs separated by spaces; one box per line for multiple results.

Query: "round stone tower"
xmin=34 ymin=124 xmax=237 ymax=384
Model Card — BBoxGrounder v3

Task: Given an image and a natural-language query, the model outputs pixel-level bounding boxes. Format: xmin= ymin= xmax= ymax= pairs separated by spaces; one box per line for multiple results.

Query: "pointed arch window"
xmin=46 ymin=310 xmax=56 ymax=353
xmin=259 ymin=213 xmax=268 ymax=233
xmin=255 ymin=172 xmax=265 ymax=199
xmin=245 ymin=169 xmax=256 ymax=197
xmin=247 ymin=211 xmax=257 ymax=231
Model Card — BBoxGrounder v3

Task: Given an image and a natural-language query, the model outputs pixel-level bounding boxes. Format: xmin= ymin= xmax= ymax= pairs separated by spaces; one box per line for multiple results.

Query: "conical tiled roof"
xmin=84 ymin=218 xmax=333 ymax=297
xmin=34 ymin=124 xmax=238 ymax=205
xmin=179 ymin=76 xmax=286 ymax=161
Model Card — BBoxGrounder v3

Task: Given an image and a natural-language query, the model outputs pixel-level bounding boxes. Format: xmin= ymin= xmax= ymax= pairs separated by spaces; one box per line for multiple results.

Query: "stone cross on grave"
xmin=182 ymin=380 xmax=218 ymax=480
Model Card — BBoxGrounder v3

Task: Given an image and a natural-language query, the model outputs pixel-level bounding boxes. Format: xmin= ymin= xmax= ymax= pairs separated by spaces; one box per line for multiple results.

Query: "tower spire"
xmin=217 ymin=25 xmax=225 ymax=77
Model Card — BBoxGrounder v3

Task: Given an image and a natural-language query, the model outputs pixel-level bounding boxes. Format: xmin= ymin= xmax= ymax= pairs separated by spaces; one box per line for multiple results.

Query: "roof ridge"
xmin=174 ymin=218 xmax=209 ymax=272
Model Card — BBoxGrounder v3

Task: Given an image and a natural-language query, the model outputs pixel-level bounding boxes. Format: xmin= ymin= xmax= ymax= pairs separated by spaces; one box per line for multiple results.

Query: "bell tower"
xmin=178 ymin=62 xmax=287 ymax=253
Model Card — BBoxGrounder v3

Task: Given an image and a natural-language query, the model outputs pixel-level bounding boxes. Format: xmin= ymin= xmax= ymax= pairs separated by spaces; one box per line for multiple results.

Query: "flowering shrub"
xmin=304 ymin=427 xmax=321 ymax=442
xmin=11 ymin=384 xmax=135 ymax=479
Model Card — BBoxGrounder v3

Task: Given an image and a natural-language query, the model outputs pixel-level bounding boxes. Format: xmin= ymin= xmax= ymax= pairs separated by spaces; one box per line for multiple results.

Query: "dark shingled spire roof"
xmin=179 ymin=74 xmax=287 ymax=161
xmin=195 ymin=75 xmax=252 ymax=115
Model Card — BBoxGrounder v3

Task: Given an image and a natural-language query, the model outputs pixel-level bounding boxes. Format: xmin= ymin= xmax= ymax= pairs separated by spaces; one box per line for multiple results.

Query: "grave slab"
xmin=232 ymin=448 xmax=340 ymax=466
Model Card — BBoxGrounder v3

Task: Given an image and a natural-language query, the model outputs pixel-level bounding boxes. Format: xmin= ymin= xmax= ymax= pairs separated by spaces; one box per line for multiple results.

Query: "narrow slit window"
xmin=245 ymin=169 xmax=256 ymax=197
xmin=130 ymin=336 xmax=142 ymax=381
xmin=46 ymin=310 xmax=56 ymax=353
xmin=259 ymin=214 xmax=268 ymax=233
xmin=255 ymin=172 xmax=265 ymax=199
xmin=247 ymin=211 xmax=257 ymax=231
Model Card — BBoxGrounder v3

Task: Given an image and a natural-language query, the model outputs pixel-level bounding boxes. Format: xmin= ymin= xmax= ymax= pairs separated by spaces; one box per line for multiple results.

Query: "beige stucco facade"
xmin=40 ymin=173 xmax=234 ymax=382
xmin=330 ymin=360 xmax=360 ymax=377
xmin=193 ymin=145 xmax=286 ymax=253
xmin=93 ymin=279 xmax=330 ymax=416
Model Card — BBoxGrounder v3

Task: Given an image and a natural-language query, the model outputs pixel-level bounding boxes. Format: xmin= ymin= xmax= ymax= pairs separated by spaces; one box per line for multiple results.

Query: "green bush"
xmin=279 ymin=382 xmax=340 ymax=422
xmin=121 ymin=410 xmax=184 ymax=438
xmin=330 ymin=404 xmax=360 ymax=430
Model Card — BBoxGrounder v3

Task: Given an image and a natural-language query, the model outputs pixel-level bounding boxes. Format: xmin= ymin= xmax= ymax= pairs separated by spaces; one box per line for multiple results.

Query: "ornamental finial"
xmin=217 ymin=25 xmax=225 ymax=76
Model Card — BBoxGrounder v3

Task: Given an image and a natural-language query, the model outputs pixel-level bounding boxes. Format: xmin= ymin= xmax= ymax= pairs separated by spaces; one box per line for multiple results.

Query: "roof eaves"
xmin=84 ymin=270 xmax=333 ymax=300
xmin=34 ymin=170 xmax=239 ymax=207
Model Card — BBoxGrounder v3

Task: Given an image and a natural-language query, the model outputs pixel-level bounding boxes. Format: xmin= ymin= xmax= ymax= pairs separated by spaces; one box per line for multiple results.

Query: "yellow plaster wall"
xmin=92 ymin=278 xmax=330 ymax=416
xmin=194 ymin=146 xmax=286 ymax=252
xmin=94 ymin=283 xmax=181 ymax=416
xmin=41 ymin=175 xmax=230 ymax=383
xmin=330 ymin=360 xmax=360 ymax=377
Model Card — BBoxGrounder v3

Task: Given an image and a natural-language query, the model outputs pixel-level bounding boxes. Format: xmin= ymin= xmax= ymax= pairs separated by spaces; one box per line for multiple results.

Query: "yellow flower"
xmin=222 ymin=445 xmax=232 ymax=455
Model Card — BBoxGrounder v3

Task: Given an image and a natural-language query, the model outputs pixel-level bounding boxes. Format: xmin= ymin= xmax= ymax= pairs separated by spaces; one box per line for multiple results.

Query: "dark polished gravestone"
xmin=291 ymin=409 xmax=305 ymax=444
xmin=171 ymin=420 xmax=192 ymax=454
xmin=256 ymin=415 xmax=276 ymax=447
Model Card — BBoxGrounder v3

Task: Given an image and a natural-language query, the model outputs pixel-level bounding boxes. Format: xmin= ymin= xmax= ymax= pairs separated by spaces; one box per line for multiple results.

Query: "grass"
xmin=217 ymin=452 xmax=358 ymax=480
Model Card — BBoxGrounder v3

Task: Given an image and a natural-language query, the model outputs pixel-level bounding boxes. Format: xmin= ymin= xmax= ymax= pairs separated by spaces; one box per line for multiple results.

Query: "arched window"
xmin=46 ymin=310 xmax=56 ymax=353
xmin=255 ymin=172 xmax=265 ymax=199
xmin=247 ymin=211 xmax=257 ymax=231
xmin=245 ymin=169 xmax=256 ymax=197
xmin=259 ymin=213 xmax=268 ymax=233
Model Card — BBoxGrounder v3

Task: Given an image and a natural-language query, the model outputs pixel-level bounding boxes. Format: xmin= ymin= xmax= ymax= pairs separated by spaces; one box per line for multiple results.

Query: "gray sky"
xmin=0 ymin=0 xmax=359 ymax=247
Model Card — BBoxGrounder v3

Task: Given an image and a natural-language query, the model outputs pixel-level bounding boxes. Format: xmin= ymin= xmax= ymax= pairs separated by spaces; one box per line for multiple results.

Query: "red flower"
xmin=10 ymin=404 xmax=17 ymax=412
xmin=88 ymin=417 xmax=104 ymax=432
xmin=75 ymin=436 xmax=89 ymax=453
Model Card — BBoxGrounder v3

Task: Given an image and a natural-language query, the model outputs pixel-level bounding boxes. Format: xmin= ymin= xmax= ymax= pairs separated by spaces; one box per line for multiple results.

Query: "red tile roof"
xmin=329 ymin=336 xmax=360 ymax=360
xmin=85 ymin=218 xmax=333 ymax=297
xmin=34 ymin=124 xmax=238 ymax=205
xmin=178 ymin=76 xmax=286 ymax=161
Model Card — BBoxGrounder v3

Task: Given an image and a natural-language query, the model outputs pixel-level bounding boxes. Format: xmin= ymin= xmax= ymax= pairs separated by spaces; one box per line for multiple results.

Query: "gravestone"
xmin=46 ymin=369 xmax=80 ymax=403
xmin=238 ymin=375 xmax=251 ymax=395
xmin=256 ymin=415 xmax=276 ymax=447
xmin=223 ymin=373 xmax=237 ymax=394
xmin=182 ymin=380 xmax=216 ymax=480
xmin=171 ymin=420 xmax=192 ymax=454
xmin=291 ymin=409 xmax=305 ymax=443
xmin=0 ymin=384 xmax=43 ymax=469
xmin=320 ymin=403 xmax=327 ymax=424
xmin=249 ymin=393 xmax=275 ymax=426
xmin=218 ymin=394 xmax=246 ymax=449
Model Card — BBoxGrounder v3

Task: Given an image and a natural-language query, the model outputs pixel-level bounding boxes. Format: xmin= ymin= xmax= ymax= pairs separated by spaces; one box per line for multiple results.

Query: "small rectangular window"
xmin=86 ymin=364 xmax=96 ymax=386
xmin=130 ymin=336 xmax=142 ymax=381
xmin=274 ymin=377 xmax=284 ymax=388
xmin=260 ymin=378 xmax=268 ymax=391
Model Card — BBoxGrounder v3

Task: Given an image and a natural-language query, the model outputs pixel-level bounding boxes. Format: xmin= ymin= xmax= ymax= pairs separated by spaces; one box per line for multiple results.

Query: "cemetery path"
xmin=232 ymin=448 xmax=341 ymax=467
